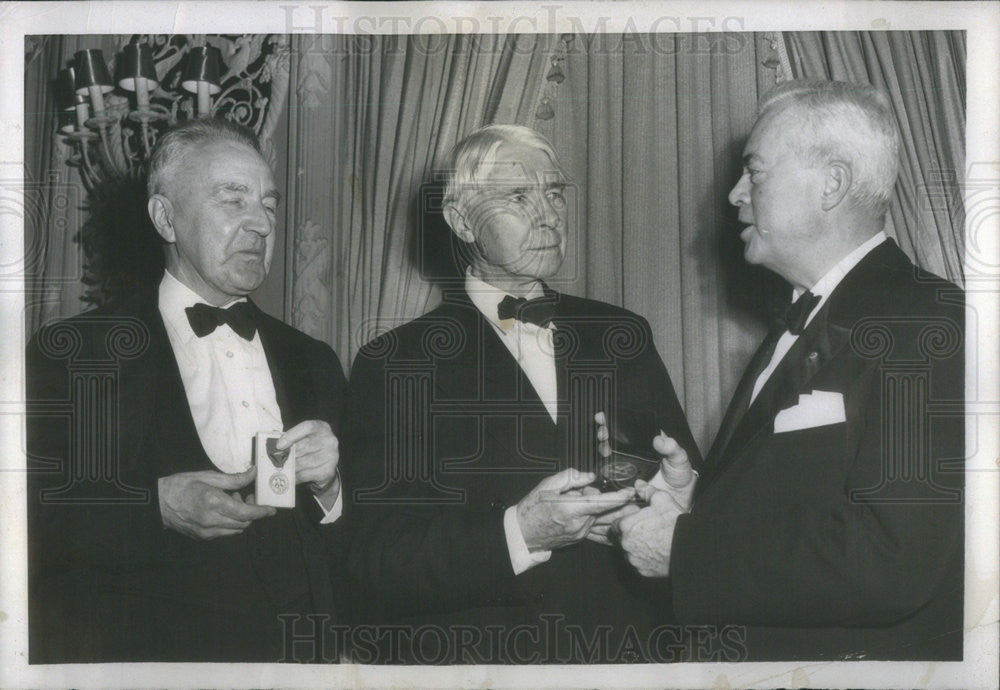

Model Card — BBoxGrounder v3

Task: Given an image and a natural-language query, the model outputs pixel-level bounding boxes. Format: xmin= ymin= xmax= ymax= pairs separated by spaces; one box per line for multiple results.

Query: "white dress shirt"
xmin=158 ymin=271 xmax=341 ymax=522
xmin=648 ymin=233 xmax=888 ymax=497
xmin=465 ymin=272 xmax=557 ymax=574
xmin=749 ymin=232 xmax=888 ymax=403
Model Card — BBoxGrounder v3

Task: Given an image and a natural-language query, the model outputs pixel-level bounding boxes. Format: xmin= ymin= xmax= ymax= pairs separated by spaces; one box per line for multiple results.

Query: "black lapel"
xmin=549 ymin=291 xmax=611 ymax=474
xmin=699 ymin=239 xmax=901 ymax=492
xmin=435 ymin=289 xmax=559 ymax=473
xmin=443 ymin=288 xmax=556 ymax=419
xmin=117 ymin=293 xmax=218 ymax=475
xmin=243 ymin=301 xmax=337 ymax=614
xmin=251 ymin=301 xmax=296 ymax=426
xmin=701 ymin=309 xmax=851 ymax=487
xmin=702 ymin=329 xmax=780 ymax=472
xmin=115 ymin=295 xmax=167 ymax=475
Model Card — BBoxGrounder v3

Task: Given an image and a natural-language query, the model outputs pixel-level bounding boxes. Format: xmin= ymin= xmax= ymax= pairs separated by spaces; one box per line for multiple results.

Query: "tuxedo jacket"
xmin=26 ymin=290 xmax=347 ymax=663
xmin=342 ymin=288 xmax=699 ymax=663
xmin=670 ymin=240 xmax=965 ymax=660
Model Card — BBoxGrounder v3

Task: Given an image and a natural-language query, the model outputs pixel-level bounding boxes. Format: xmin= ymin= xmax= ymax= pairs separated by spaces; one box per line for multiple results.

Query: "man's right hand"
xmin=516 ymin=468 xmax=635 ymax=552
xmin=594 ymin=411 xmax=697 ymax=512
xmin=158 ymin=467 xmax=277 ymax=540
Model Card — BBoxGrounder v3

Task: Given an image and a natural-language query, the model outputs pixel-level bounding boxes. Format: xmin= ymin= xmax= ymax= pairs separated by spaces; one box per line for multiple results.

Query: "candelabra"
xmin=55 ymin=35 xmax=290 ymax=191
xmin=50 ymin=35 xmax=291 ymax=306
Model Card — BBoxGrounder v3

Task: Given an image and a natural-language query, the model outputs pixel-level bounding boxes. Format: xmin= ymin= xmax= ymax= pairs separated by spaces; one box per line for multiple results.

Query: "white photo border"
xmin=1 ymin=2 xmax=997 ymax=688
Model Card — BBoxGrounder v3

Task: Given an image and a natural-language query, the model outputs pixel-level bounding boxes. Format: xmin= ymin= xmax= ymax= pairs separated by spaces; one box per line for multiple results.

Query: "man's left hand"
xmin=618 ymin=480 xmax=684 ymax=577
xmin=278 ymin=420 xmax=340 ymax=503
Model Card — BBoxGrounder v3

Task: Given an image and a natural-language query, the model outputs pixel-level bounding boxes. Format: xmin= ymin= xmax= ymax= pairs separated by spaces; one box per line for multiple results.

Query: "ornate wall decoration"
xmin=295 ymin=36 xmax=332 ymax=108
xmin=46 ymin=34 xmax=292 ymax=306
xmin=533 ymin=33 xmax=574 ymax=138
xmin=759 ymin=32 xmax=793 ymax=85
xmin=291 ymin=219 xmax=331 ymax=340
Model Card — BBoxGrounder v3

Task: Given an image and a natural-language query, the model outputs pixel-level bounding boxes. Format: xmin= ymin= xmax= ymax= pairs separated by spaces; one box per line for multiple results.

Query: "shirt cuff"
xmin=504 ymin=505 xmax=551 ymax=575
xmin=315 ymin=484 xmax=343 ymax=524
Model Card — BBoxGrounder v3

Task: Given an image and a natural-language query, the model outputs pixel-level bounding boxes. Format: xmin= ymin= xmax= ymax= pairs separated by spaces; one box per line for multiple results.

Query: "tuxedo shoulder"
xmin=557 ymin=293 xmax=653 ymax=327
xmin=255 ymin=309 xmax=342 ymax=360
xmin=873 ymin=261 xmax=964 ymax=318
xmin=27 ymin=293 xmax=154 ymax=357
xmin=35 ymin=293 xmax=148 ymax=326
xmin=355 ymin=302 xmax=469 ymax=361
xmin=835 ymin=248 xmax=964 ymax=328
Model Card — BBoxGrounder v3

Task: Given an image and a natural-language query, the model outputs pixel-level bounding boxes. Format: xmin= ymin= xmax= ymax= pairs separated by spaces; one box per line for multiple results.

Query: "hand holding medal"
xmin=254 ymin=420 xmax=341 ymax=510
xmin=254 ymin=432 xmax=297 ymax=508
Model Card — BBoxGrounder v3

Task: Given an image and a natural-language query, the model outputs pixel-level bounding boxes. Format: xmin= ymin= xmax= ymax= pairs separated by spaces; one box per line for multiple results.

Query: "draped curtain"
xmin=25 ymin=32 xmax=966 ymax=453
xmin=783 ymin=31 xmax=966 ymax=284
xmin=23 ymin=35 xmax=120 ymax=336
xmin=541 ymin=32 xmax=779 ymax=451
xmin=284 ymin=34 xmax=558 ymax=364
xmin=283 ymin=33 xmax=779 ymax=450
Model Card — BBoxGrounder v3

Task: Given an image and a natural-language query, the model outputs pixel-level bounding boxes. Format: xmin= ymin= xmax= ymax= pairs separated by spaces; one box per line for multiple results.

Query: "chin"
xmin=534 ymin=261 xmax=563 ymax=280
xmin=230 ymin=274 xmax=265 ymax=294
xmin=741 ymin=235 xmax=770 ymax=267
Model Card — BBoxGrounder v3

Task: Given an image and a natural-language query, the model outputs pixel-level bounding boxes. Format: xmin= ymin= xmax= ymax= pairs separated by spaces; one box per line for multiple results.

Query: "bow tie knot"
xmin=497 ymin=294 xmax=556 ymax=328
xmin=185 ymin=301 xmax=257 ymax=340
xmin=779 ymin=290 xmax=820 ymax=336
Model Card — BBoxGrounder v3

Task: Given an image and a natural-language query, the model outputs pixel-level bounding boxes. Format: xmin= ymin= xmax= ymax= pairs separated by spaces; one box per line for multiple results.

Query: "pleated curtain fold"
xmin=25 ymin=32 xmax=966 ymax=453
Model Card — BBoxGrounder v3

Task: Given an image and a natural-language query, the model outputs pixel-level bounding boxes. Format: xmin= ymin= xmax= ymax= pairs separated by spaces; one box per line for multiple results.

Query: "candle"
xmin=197 ymin=81 xmax=211 ymax=117
xmin=135 ymin=76 xmax=150 ymax=109
xmin=87 ymin=84 xmax=106 ymax=115
xmin=75 ymin=100 xmax=90 ymax=129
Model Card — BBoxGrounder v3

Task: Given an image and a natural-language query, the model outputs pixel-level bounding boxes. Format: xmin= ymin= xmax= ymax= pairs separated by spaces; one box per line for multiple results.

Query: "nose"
xmin=536 ymin=190 xmax=563 ymax=229
xmin=728 ymin=171 xmax=750 ymax=208
xmin=244 ymin=200 xmax=275 ymax=237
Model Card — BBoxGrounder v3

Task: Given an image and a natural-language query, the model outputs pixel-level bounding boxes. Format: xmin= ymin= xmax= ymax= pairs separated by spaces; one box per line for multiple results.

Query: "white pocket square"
xmin=773 ymin=390 xmax=846 ymax=433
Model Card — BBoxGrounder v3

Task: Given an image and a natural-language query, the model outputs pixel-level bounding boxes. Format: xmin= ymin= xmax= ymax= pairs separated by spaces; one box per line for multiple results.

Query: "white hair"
xmin=147 ymin=118 xmax=263 ymax=197
xmin=759 ymin=79 xmax=901 ymax=218
xmin=442 ymin=124 xmax=563 ymax=211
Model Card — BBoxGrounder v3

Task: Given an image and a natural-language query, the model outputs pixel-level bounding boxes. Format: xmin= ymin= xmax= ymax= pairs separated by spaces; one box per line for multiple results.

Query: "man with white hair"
xmin=343 ymin=124 xmax=699 ymax=663
xmin=612 ymin=80 xmax=965 ymax=660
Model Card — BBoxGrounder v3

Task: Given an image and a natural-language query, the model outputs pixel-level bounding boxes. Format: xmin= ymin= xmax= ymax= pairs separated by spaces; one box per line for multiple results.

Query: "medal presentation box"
xmin=254 ymin=431 xmax=296 ymax=508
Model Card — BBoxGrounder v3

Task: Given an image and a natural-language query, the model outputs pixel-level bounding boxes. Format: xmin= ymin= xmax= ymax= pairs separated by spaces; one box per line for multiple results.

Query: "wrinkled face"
xmin=458 ymin=142 xmax=568 ymax=281
xmin=160 ymin=141 xmax=278 ymax=304
xmin=728 ymin=106 xmax=824 ymax=282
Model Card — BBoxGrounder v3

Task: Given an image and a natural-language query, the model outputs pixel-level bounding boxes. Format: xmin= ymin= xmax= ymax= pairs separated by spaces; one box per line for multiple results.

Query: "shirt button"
xmin=226 ymin=351 xmax=234 ymax=358
xmin=242 ymin=400 xmax=250 ymax=408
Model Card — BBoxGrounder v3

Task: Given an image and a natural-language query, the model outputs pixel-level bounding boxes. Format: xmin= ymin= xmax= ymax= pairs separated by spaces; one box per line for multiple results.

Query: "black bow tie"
xmin=497 ymin=294 xmax=557 ymax=328
xmin=779 ymin=290 xmax=821 ymax=336
xmin=185 ymin=301 xmax=256 ymax=340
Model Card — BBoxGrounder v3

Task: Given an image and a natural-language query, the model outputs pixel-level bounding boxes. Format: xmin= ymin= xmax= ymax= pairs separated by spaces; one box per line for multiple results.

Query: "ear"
xmin=147 ymin=195 xmax=176 ymax=243
xmin=443 ymin=204 xmax=475 ymax=244
xmin=821 ymin=160 xmax=852 ymax=212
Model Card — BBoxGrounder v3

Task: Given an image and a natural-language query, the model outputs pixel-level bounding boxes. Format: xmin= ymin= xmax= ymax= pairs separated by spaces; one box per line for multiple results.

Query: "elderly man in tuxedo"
xmin=27 ymin=118 xmax=347 ymax=662
xmin=342 ymin=124 xmax=699 ymax=663
xmin=610 ymin=80 xmax=964 ymax=660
